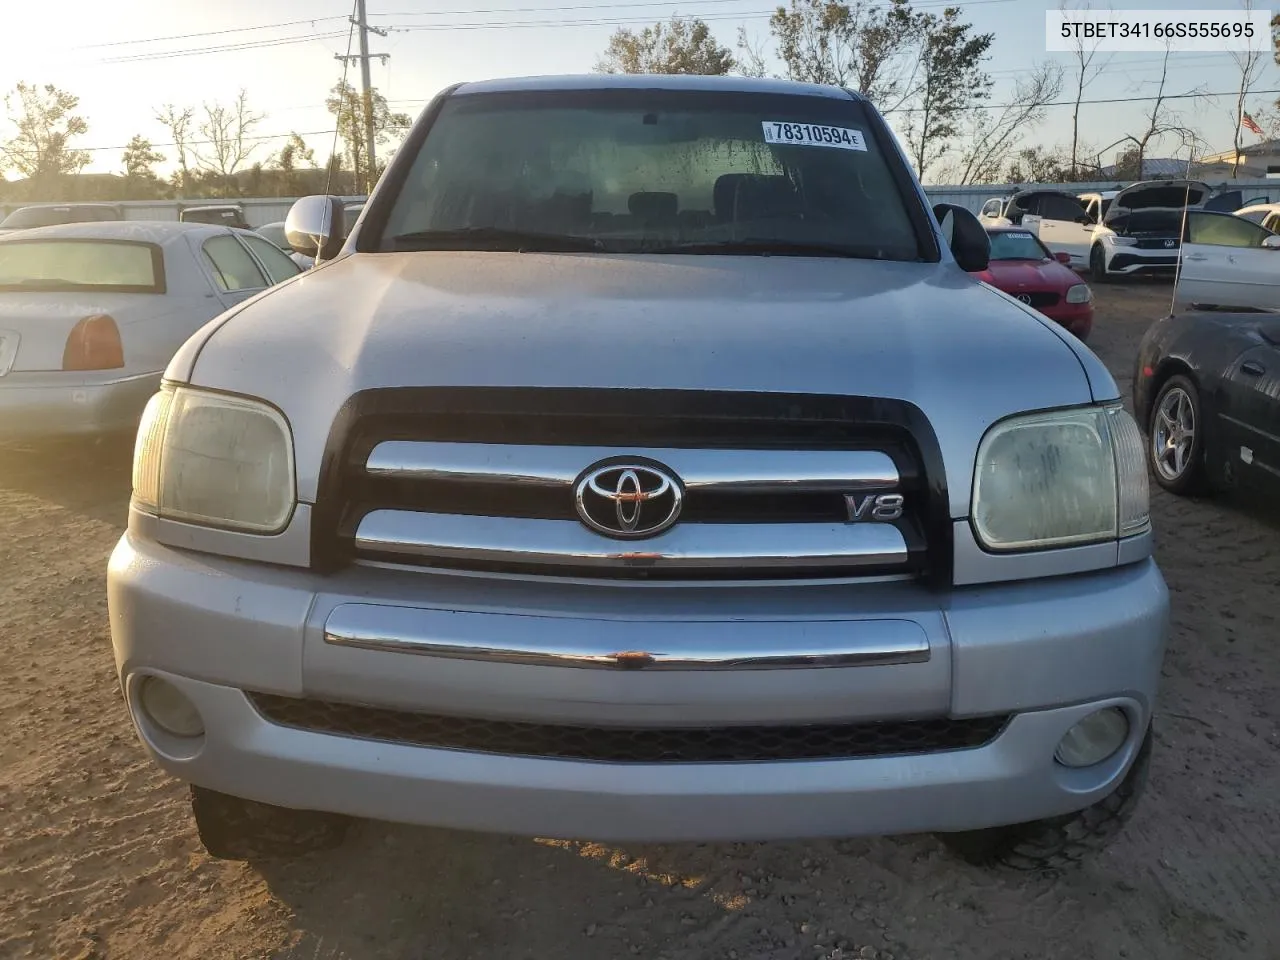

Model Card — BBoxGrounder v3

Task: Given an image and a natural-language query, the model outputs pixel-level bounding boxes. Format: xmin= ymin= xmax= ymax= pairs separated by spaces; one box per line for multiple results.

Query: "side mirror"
xmin=1055 ymin=251 xmax=1072 ymax=264
xmin=932 ymin=202 xmax=989 ymax=272
xmin=285 ymin=195 xmax=346 ymax=261
xmin=1263 ymin=235 xmax=1280 ymax=249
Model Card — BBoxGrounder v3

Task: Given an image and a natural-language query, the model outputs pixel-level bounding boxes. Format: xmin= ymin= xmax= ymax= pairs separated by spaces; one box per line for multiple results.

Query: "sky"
xmin=1 ymin=0 xmax=1274 ymax=185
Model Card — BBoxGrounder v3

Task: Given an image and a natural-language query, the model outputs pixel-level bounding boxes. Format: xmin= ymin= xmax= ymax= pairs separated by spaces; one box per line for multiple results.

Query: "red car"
xmin=973 ymin=227 xmax=1094 ymax=341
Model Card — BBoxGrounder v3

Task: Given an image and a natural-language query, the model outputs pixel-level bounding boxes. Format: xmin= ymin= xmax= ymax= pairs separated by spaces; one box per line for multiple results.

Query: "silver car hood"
xmin=172 ymin=252 xmax=1113 ymax=516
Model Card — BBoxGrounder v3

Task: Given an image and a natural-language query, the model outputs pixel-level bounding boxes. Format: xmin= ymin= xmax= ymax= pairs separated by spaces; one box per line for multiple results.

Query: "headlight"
xmin=1065 ymin=283 xmax=1092 ymax=304
xmin=132 ymin=385 xmax=296 ymax=533
xmin=1109 ymin=236 xmax=1137 ymax=246
xmin=972 ymin=405 xmax=1149 ymax=552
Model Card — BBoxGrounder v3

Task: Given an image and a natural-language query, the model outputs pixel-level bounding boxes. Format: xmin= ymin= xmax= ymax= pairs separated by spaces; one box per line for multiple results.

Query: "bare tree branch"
xmin=1061 ymin=0 xmax=1113 ymax=177
xmin=192 ymin=90 xmax=265 ymax=193
xmin=945 ymin=62 xmax=1065 ymax=185
xmin=1227 ymin=0 xmax=1267 ymax=178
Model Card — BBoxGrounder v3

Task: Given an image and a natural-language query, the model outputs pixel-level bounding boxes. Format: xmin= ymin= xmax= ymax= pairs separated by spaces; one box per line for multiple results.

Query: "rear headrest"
xmin=714 ymin=174 xmax=799 ymax=221
xmin=628 ymin=191 xmax=678 ymax=220
xmin=737 ymin=176 xmax=801 ymax=221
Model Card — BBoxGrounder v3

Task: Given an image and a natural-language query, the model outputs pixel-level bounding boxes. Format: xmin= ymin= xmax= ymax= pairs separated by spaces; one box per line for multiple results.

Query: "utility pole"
xmin=335 ymin=0 xmax=388 ymax=195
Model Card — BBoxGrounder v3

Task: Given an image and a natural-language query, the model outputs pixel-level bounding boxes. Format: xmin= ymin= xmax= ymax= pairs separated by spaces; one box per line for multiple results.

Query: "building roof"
xmin=454 ymin=74 xmax=858 ymax=100
xmin=1098 ymin=158 xmax=1190 ymax=178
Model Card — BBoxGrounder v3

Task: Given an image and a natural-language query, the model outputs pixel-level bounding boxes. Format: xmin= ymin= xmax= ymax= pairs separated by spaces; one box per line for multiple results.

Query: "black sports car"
xmin=1134 ymin=310 xmax=1280 ymax=496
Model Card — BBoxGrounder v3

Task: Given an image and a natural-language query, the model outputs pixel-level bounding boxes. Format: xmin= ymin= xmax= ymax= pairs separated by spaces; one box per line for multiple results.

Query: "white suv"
xmin=1088 ymin=180 xmax=1237 ymax=282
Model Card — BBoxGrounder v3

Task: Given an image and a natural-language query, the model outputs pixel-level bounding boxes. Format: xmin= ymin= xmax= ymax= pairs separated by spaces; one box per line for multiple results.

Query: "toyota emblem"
xmin=1016 ymin=293 xmax=1032 ymax=304
xmin=574 ymin=462 xmax=683 ymax=539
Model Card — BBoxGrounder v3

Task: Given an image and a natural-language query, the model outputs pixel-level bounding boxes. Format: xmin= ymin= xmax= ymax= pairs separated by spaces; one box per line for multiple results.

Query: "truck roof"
xmin=453 ymin=74 xmax=861 ymax=101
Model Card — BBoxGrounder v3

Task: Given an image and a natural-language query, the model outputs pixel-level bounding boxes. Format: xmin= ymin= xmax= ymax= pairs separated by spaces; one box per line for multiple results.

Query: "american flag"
xmin=1242 ymin=112 xmax=1264 ymax=136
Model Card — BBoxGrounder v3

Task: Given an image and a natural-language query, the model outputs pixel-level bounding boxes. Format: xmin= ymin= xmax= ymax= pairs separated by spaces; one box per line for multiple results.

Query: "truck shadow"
xmin=252 ymin=817 xmax=1238 ymax=960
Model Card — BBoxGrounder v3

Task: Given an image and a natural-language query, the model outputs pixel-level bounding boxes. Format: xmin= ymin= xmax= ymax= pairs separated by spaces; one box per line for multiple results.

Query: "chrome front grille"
xmin=312 ymin=388 xmax=945 ymax=581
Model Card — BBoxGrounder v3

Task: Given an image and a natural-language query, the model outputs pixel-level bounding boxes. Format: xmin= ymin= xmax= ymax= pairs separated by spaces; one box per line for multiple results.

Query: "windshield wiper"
xmin=647 ymin=238 xmax=875 ymax=259
xmin=387 ymin=227 xmax=604 ymax=253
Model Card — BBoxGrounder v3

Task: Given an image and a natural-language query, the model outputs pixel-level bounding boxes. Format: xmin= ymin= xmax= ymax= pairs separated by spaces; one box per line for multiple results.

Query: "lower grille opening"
xmin=248 ymin=693 xmax=1009 ymax=763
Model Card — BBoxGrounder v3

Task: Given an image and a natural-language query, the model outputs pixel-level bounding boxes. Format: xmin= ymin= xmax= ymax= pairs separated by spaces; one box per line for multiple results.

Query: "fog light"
xmin=138 ymin=676 xmax=204 ymax=738
xmin=1055 ymin=707 xmax=1128 ymax=768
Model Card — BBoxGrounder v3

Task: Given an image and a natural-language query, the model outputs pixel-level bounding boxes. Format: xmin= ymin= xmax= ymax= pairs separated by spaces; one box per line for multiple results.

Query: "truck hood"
xmin=175 ymin=252 xmax=1112 ymax=516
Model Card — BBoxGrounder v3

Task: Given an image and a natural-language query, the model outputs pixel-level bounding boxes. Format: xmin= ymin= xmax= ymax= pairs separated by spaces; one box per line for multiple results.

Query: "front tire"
xmin=937 ymin=727 xmax=1152 ymax=871
xmin=1090 ymin=245 xmax=1112 ymax=283
xmin=1148 ymin=374 xmax=1208 ymax=495
xmin=190 ymin=786 xmax=350 ymax=861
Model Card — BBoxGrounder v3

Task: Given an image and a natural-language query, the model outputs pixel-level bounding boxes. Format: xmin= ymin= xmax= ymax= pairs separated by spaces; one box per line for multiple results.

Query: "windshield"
xmin=988 ymin=231 xmax=1049 ymax=261
xmin=0 ymin=239 xmax=163 ymax=292
xmin=1 ymin=207 xmax=98 ymax=229
xmin=375 ymin=89 xmax=923 ymax=261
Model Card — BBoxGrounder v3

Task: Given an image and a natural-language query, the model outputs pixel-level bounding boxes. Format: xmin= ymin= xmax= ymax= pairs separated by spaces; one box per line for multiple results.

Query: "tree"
xmin=155 ymin=104 xmax=195 ymax=196
xmin=1005 ymin=145 xmax=1076 ymax=184
xmin=271 ymin=133 xmax=316 ymax=195
xmin=0 ymin=82 xmax=89 ymax=192
xmin=736 ymin=27 xmax=771 ymax=78
xmin=120 ymin=134 xmax=165 ymax=197
xmin=326 ymin=81 xmax=410 ymax=194
xmin=944 ymin=62 xmax=1063 ymax=185
xmin=767 ymin=0 xmax=919 ymax=108
xmin=193 ymin=90 xmax=265 ymax=195
xmin=1114 ymin=46 xmax=1204 ymax=180
xmin=1061 ymin=0 xmax=1112 ymax=178
xmin=901 ymin=8 xmax=993 ymax=181
xmin=1226 ymin=0 xmax=1267 ymax=177
xmin=596 ymin=16 xmax=735 ymax=75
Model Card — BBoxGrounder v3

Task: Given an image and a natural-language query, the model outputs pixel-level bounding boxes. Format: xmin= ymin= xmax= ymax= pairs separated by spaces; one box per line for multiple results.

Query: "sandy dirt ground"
xmin=2 ymin=282 xmax=1279 ymax=960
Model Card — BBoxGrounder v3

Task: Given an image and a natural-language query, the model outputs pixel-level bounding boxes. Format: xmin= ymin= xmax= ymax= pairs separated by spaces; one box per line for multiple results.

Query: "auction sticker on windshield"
xmin=762 ymin=122 xmax=867 ymax=151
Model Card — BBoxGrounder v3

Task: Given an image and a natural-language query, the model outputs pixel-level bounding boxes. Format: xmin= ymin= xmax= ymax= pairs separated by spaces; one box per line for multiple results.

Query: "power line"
xmin=98 ymin=31 xmax=353 ymax=64
xmin=374 ymin=0 xmax=1015 ymax=14
xmin=883 ymin=87 xmax=1280 ymax=115
xmin=72 ymin=16 xmax=349 ymax=49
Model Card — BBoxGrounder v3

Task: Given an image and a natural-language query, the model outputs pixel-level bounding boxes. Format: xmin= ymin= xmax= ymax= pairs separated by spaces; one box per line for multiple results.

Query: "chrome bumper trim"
xmin=322 ymin=602 xmax=931 ymax=669
xmin=364 ymin=441 xmax=900 ymax=493
xmin=353 ymin=510 xmax=910 ymax=570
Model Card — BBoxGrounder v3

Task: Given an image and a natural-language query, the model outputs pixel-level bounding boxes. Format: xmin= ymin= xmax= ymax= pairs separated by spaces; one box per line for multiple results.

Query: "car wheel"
xmin=937 ymin=726 xmax=1152 ymax=871
xmin=1148 ymin=374 xmax=1208 ymax=495
xmin=1089 ymin=245 xmax=1112 ymax=283
xmin=190 ymin=785 xmax=350 ymax=861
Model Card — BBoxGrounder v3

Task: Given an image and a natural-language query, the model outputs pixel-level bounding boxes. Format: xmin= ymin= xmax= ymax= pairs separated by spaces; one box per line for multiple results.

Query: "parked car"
xmin=342 ymin=202 xmax=365 ymax=240
xmin=1076 ymin=190 xmax=1119 ymax=225
xmin=1135 ymin=309 xmax=1280 ymax=497
xmin=979 ymin=189 xmax=1094 ymax=268
xmin=255 ymin=221 xmax=314 ymax=270
xmin=1088 ymin=180 xmax=1236 ymax=282
xmin=973 ymin=227 xmax=1094 ymax=340
xmin=0 ymin=203 xmax=126 ymax=236
xmin=180 ymin=204 xmax=251 ymax=230
xmin=1172 ymin=210 xmax=1280 ymax=312
xmin=0 ymin=220 xmax=301 ymax=442
xmin=1229 ymin=201 xmax=1280 ymax=225
xmin=108 ymin=74 xmax=1165 ymax=871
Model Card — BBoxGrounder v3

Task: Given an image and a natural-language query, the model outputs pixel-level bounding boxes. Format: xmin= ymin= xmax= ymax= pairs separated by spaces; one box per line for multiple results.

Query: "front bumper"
xmin=0 ymin=370 xmax=158 ymax=440
xmin=107 ymin=533 xmax=1169 ymax=841
xmin=1106 ymin=251 xmax=1178 ymax=275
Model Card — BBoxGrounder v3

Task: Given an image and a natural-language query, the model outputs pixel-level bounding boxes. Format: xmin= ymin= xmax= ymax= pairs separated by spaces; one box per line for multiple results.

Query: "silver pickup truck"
xmin=107 ymin=74 xmax=1168 ymax=870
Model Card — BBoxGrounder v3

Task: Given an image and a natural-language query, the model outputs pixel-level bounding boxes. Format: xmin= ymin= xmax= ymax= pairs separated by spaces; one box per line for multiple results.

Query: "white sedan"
xmin=0 ymin=220 xmax=301 ymax=443
xmin=1175 ymin=210 xmax=1280 ymax=312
